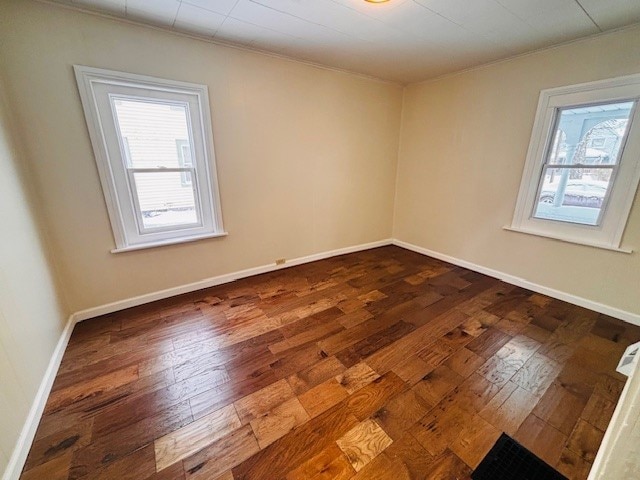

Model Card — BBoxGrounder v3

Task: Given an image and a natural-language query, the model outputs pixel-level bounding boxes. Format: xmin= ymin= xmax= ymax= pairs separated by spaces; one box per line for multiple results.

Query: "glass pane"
xmin=112 ymin=98 xmax=190 ymax=169
xmin=133 ymin=172 xmax=198 ymax=229
xmin=533 ymin=168 xmax=612 ymax=225
xmin=547 ymin=101 xmax=634 ymax=166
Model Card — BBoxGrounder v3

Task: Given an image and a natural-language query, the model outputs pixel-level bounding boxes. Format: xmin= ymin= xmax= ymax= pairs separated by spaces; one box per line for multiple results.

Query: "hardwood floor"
xmin=21 ymin=246 xmax=640 ymax=480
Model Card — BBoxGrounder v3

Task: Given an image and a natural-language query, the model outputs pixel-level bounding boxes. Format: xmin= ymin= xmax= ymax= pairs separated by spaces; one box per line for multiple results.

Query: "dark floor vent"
xmin=472 ymin=433 xmax=568 ymax=480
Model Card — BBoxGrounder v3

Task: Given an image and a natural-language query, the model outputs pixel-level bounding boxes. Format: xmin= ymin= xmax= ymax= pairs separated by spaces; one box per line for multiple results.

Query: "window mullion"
xmin=541 ymin=164 xmax=621 ymax=169
xmin=127 ymin=167 xmax=196 ymax=174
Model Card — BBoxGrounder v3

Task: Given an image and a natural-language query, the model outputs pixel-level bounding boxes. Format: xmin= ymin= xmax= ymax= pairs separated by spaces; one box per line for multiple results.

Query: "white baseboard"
xmin=2 ymin=316 xmax=76 ymax=480
xmin=393 ymin=239 xmax=640 ymax=326
xmin=73 ymin=239 xmax=393 ymax=322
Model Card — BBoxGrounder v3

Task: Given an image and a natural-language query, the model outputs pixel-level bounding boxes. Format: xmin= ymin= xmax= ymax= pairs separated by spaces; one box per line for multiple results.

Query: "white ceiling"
xmin=53 ymin=0 xmax=640 ymax=83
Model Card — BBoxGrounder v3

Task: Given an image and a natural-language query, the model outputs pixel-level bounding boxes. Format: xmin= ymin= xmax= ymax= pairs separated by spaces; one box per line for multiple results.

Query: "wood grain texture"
xmin=336 ymin=419 xmax=393 ymax=472
xmin=449 ymin=414 xmax=502 ymax=469
xmin=372 ymin=389 xmax=431 ymax=441
xmin=19 ymin=246 xmax=640 ymax=480
xmin=184 ymin=425 xmax=260 ymax=480
xmin=298 ymin=378 xmax=349 ymax=418
xmin=335 ymin=362 xmax=380 ymax=395
xmin=285 ymin=444 xmax=353 ymax=480
xmin=154 ymin=404 xmax=241 ymax=471
xmin=382 ymin=433 xmax=434 ymax=478
xmin=21 ymin=453 xmax=73 ymax=480
xmin=233 ymin=379 xmax=294 ymax=424
xmin=288 ymin=356 xmax=346 ymax=395
xmin=566 ymin=419 xmax=605 ymax=463
xmin=249 ymin=397 xmax=310 ymax=448
xmin=514 ymin=414 xmax=567 ymax=466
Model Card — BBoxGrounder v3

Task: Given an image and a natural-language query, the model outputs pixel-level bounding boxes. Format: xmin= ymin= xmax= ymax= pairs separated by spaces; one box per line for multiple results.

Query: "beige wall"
xmin=394 ymin=25 xmax=640 ymax=316
xmin=0 ymin=77 xmax=68 ymax=473
xmin=0 ymin=0 xmax=403 ymax=312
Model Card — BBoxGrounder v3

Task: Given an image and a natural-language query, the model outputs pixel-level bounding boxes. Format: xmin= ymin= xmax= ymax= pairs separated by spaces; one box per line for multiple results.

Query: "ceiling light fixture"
xmin=364 ymin=0 xmax=391 ymax=3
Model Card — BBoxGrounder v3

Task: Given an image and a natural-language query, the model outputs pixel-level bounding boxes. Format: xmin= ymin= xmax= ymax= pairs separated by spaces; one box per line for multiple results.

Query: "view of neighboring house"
xmin=535 ymin=101 xmax=633 ymax=225
xmin=117 ymin=99 xmax=198 ymax=230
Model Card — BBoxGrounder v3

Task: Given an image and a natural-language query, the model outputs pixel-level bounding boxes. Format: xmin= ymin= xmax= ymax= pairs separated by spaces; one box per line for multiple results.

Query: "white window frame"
xmin=74 ymin=66 xmax=226 ymax=252
xmin=507 ymin=74 xmax=640 ymax=253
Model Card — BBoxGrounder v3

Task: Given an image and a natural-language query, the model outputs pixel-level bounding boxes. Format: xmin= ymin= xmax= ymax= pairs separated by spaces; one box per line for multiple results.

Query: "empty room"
xmin=2 ymin=0 xmax=640 ymax=479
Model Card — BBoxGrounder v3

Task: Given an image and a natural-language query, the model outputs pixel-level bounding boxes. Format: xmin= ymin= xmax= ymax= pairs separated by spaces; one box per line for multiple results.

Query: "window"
xmin=508 ymin=74 xmax=640 ymax=252
xmin=590 ymin=137 xmax=606 ymax=149
xmin=74 ymin=66 xmax=225 ymax=252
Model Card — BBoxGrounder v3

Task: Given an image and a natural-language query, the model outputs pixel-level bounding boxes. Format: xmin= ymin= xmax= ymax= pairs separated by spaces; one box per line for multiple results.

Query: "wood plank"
xmin=45 ymin=365 xmax=139 ymax=413
xmin=23 ymin=420 xmax=93 ymax=471
xmin=336 ymin=419 xmax=393 ymax=472
xmin=449 ymin=414 xmax=502 ymax=469
xmin=338 ymin=309 xmax=374 ymax=329
xmin=154 ymin=404 xmax=241 ymax=471
xmin=233 ymin=379 xmax=295 ymax=424
xmin=581 ymin=392 xmax=616 ymax=431
xmin=412 ymin=365 xmax=464 ymax=407
xmin=391 ymin=355 xmax=433 ymax=385
xmin=371 ymin=389 xmax=431 ymax=441
xmin=477 ymin=335 xmax=541 ymax=388
xmin=421 ymin=449 xmax=472 ymax=479
xmin=410 ymin=404 xmax=473 ymax=457
xmin=444 ymin=347 xmax=485 ymax=378
xmin=232 ymin=405 xmax=360 ymax=480
xmin=21 ymin=453 xmax=72 ymax=480
xmin=439 ymin=373 xmax=502 ymax=415
xmin=533 ymin=381 xmax=588 ymax=436
xmin=478 ymin=382 xmax=539 ymax=436
xmin=173 ymin=363 xmax=229 ymax=385
xmin=308 ymin=453 xmax=353 ymax=480
xmin=348 ymin=449 xmax=400 ymax=480
xmin=298 ymin=378 xmax=349 ymax=418
xmin=71 ymin=400 xmax=193 ymax=476
xmin=417 ymin=339 xmax=454 ymax=369
xmin=556 ymin=447 xmax=593 ymax=480
xmin=466 ymin=327 xmax=512 ymax=359
xmin=335 ymin=362 xmax=380 ymax=395
xmin=188 ymin=367 xmax=278 ymax=421
xmin=285 ymin=444 xmax=352 ymax=480
xmin=144 ymin=461 xmax=186 ymax=480
xmin=91 ymin=368 xmax=226 ymax=436
xmin=36 ymin=367 xmax=175 ymax=440
xmin=70 ymin=444 xmax=156 ymax=480
xmin=367 ymin=310 xmax=470 ymax=375
xmin=566 ymin=419 xmax=604 ymax=463
xmin=514 ymin=414 xmax=567 ymax=466
xmin=345 ymin=373 xmax=407 ymax=421
xmin=249 ymin=397 xmax=310 ymax=448
xmin=183 ymin=425 xmax=260 ymax=480
xmin=287 ymin=356 xmax=346 ymax=395
xmin=382 ymin=433 xmax=434 ymax=479
xmin=268 ymin=320 xmax=343 ymax=355
xmin=317 ymin=314 xmax=401 ymax=356
xmin=352 ymin=320 xmax=416 ymax=360
xmin=512 ymin=352 xmax=561 ymax=395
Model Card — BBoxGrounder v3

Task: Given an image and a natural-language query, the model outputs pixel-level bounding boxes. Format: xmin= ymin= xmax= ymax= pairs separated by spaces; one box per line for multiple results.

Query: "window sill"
xmin=503 ymin=226 xmax=633 ymax=254
xmin=111 ymin=231 xmax=228 ymax=253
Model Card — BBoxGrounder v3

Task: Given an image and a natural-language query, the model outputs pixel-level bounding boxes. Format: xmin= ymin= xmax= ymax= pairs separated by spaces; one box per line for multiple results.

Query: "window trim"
xmin=74 ymin=65 xmax=225 ymax=252
xmin=508 ymin=73 xmax=640 ymax=253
